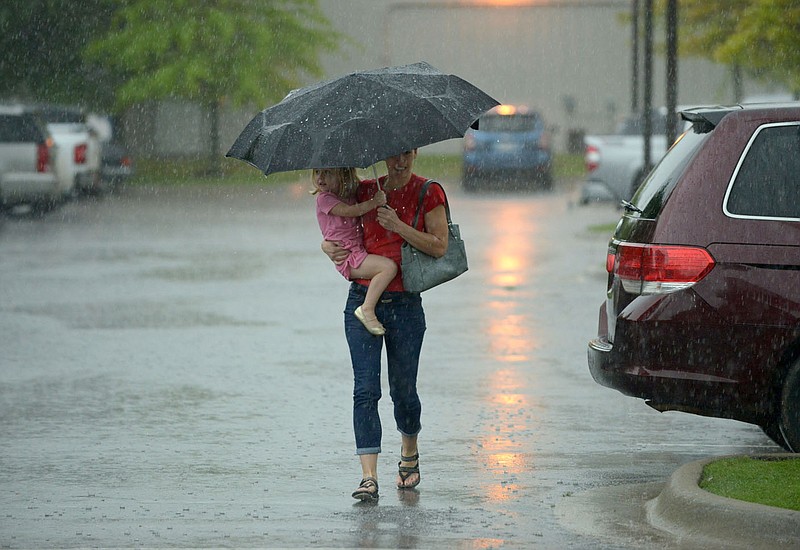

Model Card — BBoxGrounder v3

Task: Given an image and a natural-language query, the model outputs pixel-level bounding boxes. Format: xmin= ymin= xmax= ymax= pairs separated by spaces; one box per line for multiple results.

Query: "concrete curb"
xmin=646 ymin=455 xmax=800 ymax=549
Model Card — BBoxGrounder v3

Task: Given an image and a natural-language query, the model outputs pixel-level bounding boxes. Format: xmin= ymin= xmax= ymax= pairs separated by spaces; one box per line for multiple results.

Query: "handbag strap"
xmin=410 ymin=179 xmax=453 ymax=231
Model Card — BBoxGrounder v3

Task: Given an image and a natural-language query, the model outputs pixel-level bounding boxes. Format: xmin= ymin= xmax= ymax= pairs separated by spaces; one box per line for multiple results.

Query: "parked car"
xmin=462 ymin=104 xmax=553 ymax=192
xmin=587 ymin=102 xmax=800 ymax=452
xmin=33 ymin=104 xmax=102 ymax=195
xmin=579 ymin=108 xmax=686 ymax=204
xmin=0 ymin=104 xmax=62 ymax=211
xmin=88 ymin=113 xmax=135 ymax=189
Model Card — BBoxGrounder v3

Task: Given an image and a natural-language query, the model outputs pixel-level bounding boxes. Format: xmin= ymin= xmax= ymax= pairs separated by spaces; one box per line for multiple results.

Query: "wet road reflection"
xmin=476 ymin=201 xmax=545 ymax=503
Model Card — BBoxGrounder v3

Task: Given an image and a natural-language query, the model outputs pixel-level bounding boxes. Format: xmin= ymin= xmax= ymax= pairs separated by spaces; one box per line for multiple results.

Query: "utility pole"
xmin=631 ymin=0 xmax=639 ymax=113
xmin=643 ymin=0 xmax=653 ymax=174
xmin=665 ymin=0 xmax=679 ymax=146
xmin=631 ymin=0 xmax=640 ymax=113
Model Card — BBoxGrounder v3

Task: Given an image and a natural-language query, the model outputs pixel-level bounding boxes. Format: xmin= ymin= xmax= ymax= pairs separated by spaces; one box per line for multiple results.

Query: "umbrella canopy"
xmin=226 ymin=62 xmax=499 ymax=176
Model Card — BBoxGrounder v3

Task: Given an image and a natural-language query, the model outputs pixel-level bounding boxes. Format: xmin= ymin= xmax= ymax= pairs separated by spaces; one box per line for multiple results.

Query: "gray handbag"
xmin=400 ymin=180 xmax=468 ymax=293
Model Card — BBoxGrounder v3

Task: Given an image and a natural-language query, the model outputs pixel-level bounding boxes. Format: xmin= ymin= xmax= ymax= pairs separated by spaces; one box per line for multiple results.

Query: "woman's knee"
xmin=353 ymin=386 xmax=382 ymax=407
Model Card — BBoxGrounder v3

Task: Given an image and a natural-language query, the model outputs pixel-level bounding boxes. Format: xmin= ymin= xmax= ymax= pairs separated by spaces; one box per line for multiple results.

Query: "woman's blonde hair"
xmin=310 ymin=167 xmax=360 ymax=199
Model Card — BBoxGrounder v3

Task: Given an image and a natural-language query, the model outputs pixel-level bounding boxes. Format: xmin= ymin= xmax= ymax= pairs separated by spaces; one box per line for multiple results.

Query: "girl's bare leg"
xmin=350 ymin=254 xmax=397 ymax=333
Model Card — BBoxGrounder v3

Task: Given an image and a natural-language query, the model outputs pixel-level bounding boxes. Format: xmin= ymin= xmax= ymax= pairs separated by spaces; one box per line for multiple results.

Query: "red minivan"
xmin=588 ymin=103 xmax=800 ymax=452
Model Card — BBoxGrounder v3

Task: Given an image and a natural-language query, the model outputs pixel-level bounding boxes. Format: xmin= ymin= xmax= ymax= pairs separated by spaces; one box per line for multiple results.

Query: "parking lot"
xmin=0 ymin=179 xmax=782 ymax=548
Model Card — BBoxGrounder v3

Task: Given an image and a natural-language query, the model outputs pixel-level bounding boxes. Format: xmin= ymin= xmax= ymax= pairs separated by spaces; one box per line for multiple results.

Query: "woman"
xmin=322 ymin=149 xmax=449 ymax=501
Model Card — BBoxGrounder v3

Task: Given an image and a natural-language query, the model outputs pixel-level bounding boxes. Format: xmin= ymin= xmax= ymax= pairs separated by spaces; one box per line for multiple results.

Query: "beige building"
xmin=134 ymin=0 xmax=785 ymax=158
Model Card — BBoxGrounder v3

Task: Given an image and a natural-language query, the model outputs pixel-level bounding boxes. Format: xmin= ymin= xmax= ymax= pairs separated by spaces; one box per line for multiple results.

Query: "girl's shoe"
xmin=355 ymin=306 xmax=385 ymax=336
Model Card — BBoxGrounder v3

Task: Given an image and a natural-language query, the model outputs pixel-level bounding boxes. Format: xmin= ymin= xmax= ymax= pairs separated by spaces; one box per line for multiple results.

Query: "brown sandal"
xmin=397 ymin=452 xmax=420 ymax=489
xmin=352 ymin=476 xmax=379 ymax=501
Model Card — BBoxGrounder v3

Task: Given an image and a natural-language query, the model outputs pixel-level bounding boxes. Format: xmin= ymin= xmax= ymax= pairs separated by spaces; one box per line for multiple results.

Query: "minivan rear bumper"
xmin=588 ymin=334 xmax=769 ymax=425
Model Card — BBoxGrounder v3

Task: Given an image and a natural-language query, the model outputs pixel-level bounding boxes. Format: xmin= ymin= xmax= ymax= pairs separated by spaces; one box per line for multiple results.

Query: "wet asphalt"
xmin=0 ymin=177 xmax=783 ymax=549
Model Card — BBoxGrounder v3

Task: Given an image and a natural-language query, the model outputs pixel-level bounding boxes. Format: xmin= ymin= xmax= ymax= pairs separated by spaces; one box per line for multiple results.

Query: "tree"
xmin=85 ymin=0 xmax=342 ymax=173
xmin=0 ymin=0 xmax=119 ymax=108
xmin=662 ymin=0 xmax=800 ymax=95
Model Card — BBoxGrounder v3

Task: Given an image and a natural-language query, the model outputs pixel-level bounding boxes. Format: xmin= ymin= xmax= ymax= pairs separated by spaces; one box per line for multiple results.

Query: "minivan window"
xmin=724 ymin=123 xmax=800 ymax=220
xmin=630 ymin=129 xmax=710 ymax=218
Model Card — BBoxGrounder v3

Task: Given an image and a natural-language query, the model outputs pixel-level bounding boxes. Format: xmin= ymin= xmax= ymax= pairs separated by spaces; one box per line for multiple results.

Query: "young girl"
xmin=313 ymin=167 xmax=397 ymax=336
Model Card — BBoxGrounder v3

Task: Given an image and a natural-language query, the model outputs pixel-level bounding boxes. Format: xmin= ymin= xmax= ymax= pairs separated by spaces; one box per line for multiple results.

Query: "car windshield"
xmin=630 ymin=129 xmax=710 ymax=218
xmin=480 ymin=113 xmax=539 ymax=132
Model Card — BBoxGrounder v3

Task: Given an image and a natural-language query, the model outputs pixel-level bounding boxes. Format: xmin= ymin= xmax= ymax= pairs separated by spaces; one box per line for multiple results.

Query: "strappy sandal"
xmin=352 ymin=476 xmax=379 ymax=501
xmin=397 ymin=452 xmax=420 ymax=489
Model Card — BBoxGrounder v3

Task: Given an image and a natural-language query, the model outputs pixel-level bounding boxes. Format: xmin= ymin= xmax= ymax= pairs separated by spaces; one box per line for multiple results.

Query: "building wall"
xmin=128 ymin=0 xmax=783 ymax=158
xmin=316 ymin=0 xmax=764 ymax=151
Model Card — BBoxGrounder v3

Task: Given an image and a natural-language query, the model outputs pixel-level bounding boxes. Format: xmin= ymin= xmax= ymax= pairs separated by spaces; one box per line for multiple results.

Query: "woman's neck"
xmin=383 ymin=174 xmax=412 ymax=191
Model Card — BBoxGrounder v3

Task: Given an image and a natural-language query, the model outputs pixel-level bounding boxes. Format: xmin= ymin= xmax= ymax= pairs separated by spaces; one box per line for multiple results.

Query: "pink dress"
xmin=316 ymin=191 xmax=369 ymax=280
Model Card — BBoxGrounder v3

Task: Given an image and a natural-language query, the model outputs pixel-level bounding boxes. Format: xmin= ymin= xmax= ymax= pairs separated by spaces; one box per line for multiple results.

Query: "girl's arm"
xmin=329 ymin=190 xmax=387 ymax=218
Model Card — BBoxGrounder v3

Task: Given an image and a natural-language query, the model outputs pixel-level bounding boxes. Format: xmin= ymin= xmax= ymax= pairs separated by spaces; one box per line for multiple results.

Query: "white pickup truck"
xmin=579 ymin=110 xmax=675 ymax=204
xmin=35 ymin=105 xmax=102 ymax=196
xmin=0 ymin=104 xmax=62 ymax=211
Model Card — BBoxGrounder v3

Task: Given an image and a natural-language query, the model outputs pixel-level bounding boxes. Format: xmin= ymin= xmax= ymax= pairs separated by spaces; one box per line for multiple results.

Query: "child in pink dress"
xmin=313 ymin=167 xmax=397 ymax=336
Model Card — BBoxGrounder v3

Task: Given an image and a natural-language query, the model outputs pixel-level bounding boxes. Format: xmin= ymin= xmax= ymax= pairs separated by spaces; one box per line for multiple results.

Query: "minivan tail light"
xmin=613 ymin=243 xmax=715 ymax=295
xmin=74 ymin=143 xmax=87 ymax=164
xmin=36 ymin=142 xmax=49 ymax=173
xmin=585 ymin=144 xmax=600 ymax=172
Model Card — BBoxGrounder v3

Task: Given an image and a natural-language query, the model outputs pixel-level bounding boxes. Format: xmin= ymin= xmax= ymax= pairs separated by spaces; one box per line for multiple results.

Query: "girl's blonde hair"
xmin=310 ymin=167 xmax=360 ymax=199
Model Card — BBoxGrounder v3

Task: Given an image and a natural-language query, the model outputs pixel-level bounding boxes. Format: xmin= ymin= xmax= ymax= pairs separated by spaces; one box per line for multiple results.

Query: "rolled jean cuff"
xmin=397 ymin=426 xmax=421 ymax=438
xmin=356 ymin=446 xmax=381 ymax=456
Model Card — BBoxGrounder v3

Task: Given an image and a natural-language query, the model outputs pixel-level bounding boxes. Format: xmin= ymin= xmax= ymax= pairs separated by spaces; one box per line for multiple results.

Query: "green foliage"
xmin=701 ymin=456 xmax=800 ymax=511
xmin=658 ymin=0 xmax=800 ymax=94
xmin=0 ymin=0 xmax=119 ymax=108
xmin=85 ymin=0 xmax=343 ymax=110
xmin=714 ymin=0 xmax=800 ymax=93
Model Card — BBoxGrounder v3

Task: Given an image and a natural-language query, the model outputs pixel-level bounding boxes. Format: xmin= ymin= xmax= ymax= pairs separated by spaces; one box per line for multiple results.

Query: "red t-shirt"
xmin=354 ymin=174 xmax=446 ymax=291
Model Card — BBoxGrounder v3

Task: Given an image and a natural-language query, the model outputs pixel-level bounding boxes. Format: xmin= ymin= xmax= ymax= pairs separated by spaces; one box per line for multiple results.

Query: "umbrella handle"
xmin=371 ymin=163 xmax=392 ymax=209
xmin=372 ymin=164 xmax=381 ymax=191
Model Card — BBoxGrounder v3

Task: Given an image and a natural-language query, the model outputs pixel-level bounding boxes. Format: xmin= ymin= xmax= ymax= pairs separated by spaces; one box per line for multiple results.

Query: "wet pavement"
xmin=0 ymin=178 xmax=784 ymax=548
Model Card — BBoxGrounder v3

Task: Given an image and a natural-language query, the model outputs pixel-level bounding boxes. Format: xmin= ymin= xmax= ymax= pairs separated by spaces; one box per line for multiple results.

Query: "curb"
xmin=646 ymin=455 xmax=800 ymax=549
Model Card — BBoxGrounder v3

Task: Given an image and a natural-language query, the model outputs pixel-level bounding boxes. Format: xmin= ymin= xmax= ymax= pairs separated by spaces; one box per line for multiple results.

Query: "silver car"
xmin=0 ymin=104 xmax=62 ymax=211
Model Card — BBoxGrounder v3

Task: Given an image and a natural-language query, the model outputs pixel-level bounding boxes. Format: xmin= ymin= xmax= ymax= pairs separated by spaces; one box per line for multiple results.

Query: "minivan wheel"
xmin=779 ymin=360 xmax=800 ymax=452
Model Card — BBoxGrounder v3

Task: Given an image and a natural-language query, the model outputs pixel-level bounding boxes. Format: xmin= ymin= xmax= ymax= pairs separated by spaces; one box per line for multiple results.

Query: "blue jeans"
xmin=345 ymin=282 xmax=426 ymax=455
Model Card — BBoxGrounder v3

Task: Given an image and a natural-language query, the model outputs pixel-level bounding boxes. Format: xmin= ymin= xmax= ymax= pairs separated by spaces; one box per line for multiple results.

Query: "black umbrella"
xmin=225 ymin=62 xmax=499 ymax=176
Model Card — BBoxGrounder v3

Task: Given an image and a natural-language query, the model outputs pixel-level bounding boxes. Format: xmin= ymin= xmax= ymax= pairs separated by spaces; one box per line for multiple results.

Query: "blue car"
xmin=463 ymin=105 xmax=553 ymax=191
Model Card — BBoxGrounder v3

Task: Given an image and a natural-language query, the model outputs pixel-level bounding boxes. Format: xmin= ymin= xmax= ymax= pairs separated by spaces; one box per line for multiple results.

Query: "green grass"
xmin=131 ymin=156 xmax=295 ymax=186
xmin=553 ymin=152 xmax=585 ymax=179
xmin=130 ymin=152 xmax=585 ymax=187
xmin=700 ymin=456 xmax=800 ymax=511
xmin=588 ymin=222 xmax=618 ymax=234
